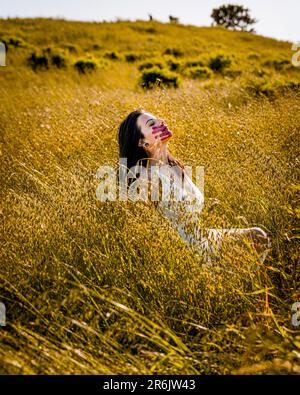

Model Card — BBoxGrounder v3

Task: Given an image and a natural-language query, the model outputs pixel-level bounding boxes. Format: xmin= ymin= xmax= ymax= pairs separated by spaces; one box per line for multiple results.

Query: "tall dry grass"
xmin=0 ymin=18 xmax=299 ymax=374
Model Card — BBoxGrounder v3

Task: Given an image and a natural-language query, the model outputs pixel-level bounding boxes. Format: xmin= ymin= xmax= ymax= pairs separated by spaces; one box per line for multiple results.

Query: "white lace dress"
xmin=128 ymin=163 xmax=271 ymax=264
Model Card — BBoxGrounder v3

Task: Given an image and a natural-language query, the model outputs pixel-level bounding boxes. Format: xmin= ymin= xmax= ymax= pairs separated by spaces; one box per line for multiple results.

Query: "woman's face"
xmin=137 ymin=112 xmax=173 ymax=148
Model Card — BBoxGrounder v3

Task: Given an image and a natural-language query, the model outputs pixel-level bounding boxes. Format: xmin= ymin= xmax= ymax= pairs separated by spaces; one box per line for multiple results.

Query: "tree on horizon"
xmin=211 ymin=4 xmax=257 ymax=32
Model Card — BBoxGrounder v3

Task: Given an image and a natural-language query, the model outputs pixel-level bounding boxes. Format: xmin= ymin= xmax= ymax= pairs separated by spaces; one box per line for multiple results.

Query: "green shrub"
xmin=273 ymin=79 xmax=300 ymax=94
xmin=183 ymin=58 xmax=205 ymax=68
xmin=164 ymin=48 xmax=184 ymax=58
xmin=244 ymin=76 xmax=300 ymax=98
xmin=91 ymin=44 xmax=102 ymax=51
xmin=138 ymin=59 xmax=166 ymax=71
xmin=251 ymin=67 xmax=268 ymax=77
xmin=222 ymin=67 xmax=242 ymax=78
xmin=243 ymin=77 xmax=276 ymax=98
xmin=263 ymin=59 xmax=290 ymax=71
xmin=124 ymin=53 xmax=144 ymax=63
xmin=61 ymin=43 xmax=78 ymax=53
xmin=97 ymin=57 xmax=109 ymax=69
xmin=103 ymin=51 xmax=121 ymax=60
xmin=144 ymin=27 xmax=157 ymax=34
xmin=208 ymin=54 xmax=232 ymax=72
xmin=2 ymin=36 xmax=26 ymax=50
xmin=45 ymin=48 xmax=68 ymax=68
xmin=38 ymin=47 xmax=67 ymax=69
xmin=129 ymin=25 xmax=157 ymax=34
xmin=165 ymin=57 xmax=183 ymax=72
xmin=51 ymin=52 xmax=67 ymax=68
xmin=281 ymin=80 xmax=300 ymax=91
xmin=139 ymin=66 xmax=181 ymax=89
xmin=183 ymin=66 xmax=212 ymax=79
xmin=27 ymin=47 xmax=68 ymax=70
xmin=42 ymin=47 xmax=52 ymax=55
xmin=125 ymin=53 xmax=137 ymax=63
xmin=27 ymin=51 xmax=49 ymax=71
xmin=74 ymin=58 xmax=97 ymax=74
xmin=248 ymin=53 xmax=260 ymax=60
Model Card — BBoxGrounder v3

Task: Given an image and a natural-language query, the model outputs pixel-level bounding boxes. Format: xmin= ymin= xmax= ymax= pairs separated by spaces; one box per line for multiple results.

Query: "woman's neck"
xmin=148 ymin=144 xmax=169 ymax=167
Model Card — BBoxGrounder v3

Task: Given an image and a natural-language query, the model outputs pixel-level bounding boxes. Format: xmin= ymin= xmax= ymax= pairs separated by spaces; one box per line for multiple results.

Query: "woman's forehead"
xmin=143 ymin=112 xmax=156 ymax=120
xmin=138 ymin=112 xmax=156 ymax=126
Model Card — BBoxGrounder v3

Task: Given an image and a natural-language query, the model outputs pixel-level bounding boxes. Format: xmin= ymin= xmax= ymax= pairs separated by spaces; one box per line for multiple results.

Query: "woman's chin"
xmin=160 ymin=134 xmax=173 ymax=143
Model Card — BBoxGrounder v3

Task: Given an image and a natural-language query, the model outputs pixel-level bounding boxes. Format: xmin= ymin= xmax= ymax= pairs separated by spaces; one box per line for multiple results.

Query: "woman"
xmin=117 ymin=108 xmax=271 ymax=264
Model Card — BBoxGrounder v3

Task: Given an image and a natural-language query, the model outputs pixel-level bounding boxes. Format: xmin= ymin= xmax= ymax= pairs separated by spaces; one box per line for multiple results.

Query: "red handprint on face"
xmin=152 ymin=124 xmax=173 ymax=141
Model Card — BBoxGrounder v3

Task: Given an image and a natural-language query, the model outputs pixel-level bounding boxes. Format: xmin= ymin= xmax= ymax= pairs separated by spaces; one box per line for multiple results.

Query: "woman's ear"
xmin=138 ymin=138 xmax=150 ymax=149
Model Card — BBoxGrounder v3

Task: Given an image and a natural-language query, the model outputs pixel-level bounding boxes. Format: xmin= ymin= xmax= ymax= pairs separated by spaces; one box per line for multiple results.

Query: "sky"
xmin=1 ymin=0 xmax=299 ymax=43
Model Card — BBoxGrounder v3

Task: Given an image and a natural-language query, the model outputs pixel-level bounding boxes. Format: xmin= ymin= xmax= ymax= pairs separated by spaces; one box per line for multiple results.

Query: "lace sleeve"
xmin=126 ymin=165 xmax=224 ymax=262
xmin=152 ymin=166 xmax=209 ymax=250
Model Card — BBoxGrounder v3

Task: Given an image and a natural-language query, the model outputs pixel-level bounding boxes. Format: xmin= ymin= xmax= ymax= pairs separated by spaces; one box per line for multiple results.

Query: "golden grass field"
xmin=0 ymin=18 xmax=300 ymax=374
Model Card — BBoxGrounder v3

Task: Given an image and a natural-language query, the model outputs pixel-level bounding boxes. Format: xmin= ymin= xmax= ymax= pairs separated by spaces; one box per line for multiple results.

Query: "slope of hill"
xmin=1 ymin=17 xmax=299 ymax=92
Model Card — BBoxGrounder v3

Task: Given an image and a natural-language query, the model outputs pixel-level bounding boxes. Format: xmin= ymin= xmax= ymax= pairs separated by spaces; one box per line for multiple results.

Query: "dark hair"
xmin=117 ymin=109 xmax=185 ymax=186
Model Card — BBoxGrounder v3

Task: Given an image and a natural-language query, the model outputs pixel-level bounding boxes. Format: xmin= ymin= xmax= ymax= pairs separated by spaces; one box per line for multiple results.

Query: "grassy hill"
xmin=0 ymin=18 xmax=299 ymax=374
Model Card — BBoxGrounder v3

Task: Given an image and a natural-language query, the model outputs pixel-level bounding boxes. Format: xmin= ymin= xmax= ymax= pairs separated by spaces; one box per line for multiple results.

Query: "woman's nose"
xmin=152 ymin=119 xmax=167 ymax=132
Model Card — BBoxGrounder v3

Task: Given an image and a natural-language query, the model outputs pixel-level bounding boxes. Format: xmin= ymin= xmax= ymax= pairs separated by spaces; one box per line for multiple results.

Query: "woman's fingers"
xmin=152 ymin=125 xmax=167 ymax=138
xmin=153 ymin=130 xmax=168 ymax=140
